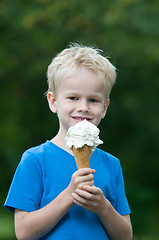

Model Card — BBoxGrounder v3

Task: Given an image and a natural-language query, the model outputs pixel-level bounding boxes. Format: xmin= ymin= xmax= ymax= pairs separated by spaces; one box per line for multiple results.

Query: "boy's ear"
xmin=47 ymin=92 xmax=57 ymax=113
xmin=102 ymin=98 xmax=110 ymax=119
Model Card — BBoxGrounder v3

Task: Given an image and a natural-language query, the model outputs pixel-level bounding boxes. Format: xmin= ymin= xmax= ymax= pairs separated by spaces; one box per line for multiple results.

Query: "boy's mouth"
xmin=72 ymin=116 xmax=92 ymax=121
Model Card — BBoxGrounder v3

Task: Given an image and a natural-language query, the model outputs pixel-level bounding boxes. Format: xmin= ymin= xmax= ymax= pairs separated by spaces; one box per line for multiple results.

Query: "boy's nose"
xmin=77 ymin=99 xmax=89 ymax=112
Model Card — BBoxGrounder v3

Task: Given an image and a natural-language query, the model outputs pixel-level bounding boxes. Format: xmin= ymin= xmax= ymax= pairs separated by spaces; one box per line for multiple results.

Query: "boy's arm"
xmin=15 ymin=188 xmax=73 ymax=240
xmin=72 ymin=185 xmax=133 ymax=240
xmin=14 ymin=168 xmax=95 ymax=240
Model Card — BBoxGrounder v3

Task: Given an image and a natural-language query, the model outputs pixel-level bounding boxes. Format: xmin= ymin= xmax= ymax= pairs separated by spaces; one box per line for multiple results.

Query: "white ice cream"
xmin=65 ymin=120 xmax=103 ymax=151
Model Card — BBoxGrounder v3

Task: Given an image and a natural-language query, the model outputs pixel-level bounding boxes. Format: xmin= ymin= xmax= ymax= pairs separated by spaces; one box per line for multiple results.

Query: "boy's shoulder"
xmin=96 ymin=147 xmax=120 ymax=163
xmin=26 ymin=140 xmax=49 ymax=152
xmin=95 ymin=148 xmax=123 ymax=176
xmin=20 ymin=140 xmax=52 ymax=163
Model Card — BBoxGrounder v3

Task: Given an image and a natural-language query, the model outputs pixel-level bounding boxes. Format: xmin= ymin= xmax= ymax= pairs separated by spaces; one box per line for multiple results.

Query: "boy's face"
xmin=48 ymin=67 xmax=109 ymax=135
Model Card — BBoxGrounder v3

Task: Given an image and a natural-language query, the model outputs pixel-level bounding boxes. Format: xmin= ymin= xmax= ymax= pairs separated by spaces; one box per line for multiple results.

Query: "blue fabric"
xmin=4 ymin=140 xmax=131 ymax=240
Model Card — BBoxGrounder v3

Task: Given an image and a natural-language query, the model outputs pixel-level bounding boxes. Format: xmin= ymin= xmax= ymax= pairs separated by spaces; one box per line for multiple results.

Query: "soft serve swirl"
xmin=65 ymin=120 xmax=103 ymax=151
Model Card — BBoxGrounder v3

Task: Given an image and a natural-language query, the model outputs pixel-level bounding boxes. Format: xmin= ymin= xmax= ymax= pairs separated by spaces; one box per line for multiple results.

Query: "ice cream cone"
xmin=72 ymin=144 xmax=92 ymax=169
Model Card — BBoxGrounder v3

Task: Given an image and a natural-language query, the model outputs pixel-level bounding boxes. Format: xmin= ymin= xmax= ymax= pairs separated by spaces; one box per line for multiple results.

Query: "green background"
xmin=0 ymin=0 xmax=159 ymax=239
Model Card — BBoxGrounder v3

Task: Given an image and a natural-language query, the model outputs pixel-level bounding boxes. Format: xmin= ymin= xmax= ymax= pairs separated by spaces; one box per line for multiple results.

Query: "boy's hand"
xmin=72 ymin=184 xmax=108 ymax=214
xmin=67 ymin=168 xmax=95 ymax=196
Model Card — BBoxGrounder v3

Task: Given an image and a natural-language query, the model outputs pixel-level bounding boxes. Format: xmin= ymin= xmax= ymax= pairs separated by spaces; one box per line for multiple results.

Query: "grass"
xmin=0 ymin=212 xmax=16 ymax=240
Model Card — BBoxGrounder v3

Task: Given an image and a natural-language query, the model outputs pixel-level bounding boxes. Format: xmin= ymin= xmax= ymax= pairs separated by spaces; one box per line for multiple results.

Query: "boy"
xmin=4 ymin=43 xmax=132 ymax=240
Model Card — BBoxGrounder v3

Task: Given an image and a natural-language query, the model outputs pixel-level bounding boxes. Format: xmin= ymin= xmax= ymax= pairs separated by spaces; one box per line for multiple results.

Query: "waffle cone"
xmin=72 ymin=144 xmax=92 ymax=169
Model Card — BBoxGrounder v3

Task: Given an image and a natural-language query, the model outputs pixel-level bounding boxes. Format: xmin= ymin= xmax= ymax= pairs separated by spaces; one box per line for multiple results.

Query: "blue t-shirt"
xmin=4 ymin=140 xmax=130 ymax=240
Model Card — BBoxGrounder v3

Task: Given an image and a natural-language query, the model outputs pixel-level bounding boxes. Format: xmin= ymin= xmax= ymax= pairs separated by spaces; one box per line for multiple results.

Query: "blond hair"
xmin=47 ymin=43 xmax=116 ymax=99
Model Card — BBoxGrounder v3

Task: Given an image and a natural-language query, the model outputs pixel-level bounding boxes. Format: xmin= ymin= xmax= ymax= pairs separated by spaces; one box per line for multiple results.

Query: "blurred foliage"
xmin=0 ymin=0 xmax=159 ymax=239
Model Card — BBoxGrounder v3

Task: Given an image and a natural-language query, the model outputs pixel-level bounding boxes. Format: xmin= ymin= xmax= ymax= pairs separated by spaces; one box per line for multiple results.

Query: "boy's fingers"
xmin=75 ymin=189 xmax=93 ymax=199
xmin=78 ymin=180 xmax=94 ymax=189
xmin=83 ymin=185 xmax=99 ymax=194
xmin=76 ymin=168 xmax=95 ymax=176
xmin=79 ymin=173 xmax=94 ymax=184
xmin=83 ymin=185 xmax=103 ymax=198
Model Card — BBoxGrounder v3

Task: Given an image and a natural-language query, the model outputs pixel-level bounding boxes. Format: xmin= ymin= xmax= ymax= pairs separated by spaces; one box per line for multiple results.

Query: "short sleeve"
xmin=114 ymin=159 xmax=131 ymax=215
xmin=4 ymin=150 xmax=43 ymax=213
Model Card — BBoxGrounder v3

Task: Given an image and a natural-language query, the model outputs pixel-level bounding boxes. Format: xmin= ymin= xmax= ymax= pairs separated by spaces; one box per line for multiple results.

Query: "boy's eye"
xmin=89 ymin=98 xmax=97 ymax=103
xmin=69 ymin=97 xmax=78 ymax=101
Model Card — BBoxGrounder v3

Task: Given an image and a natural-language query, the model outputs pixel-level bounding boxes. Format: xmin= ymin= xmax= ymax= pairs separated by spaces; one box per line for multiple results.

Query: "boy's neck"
xmin=50 ymin=131 xmax=73 ymax=155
